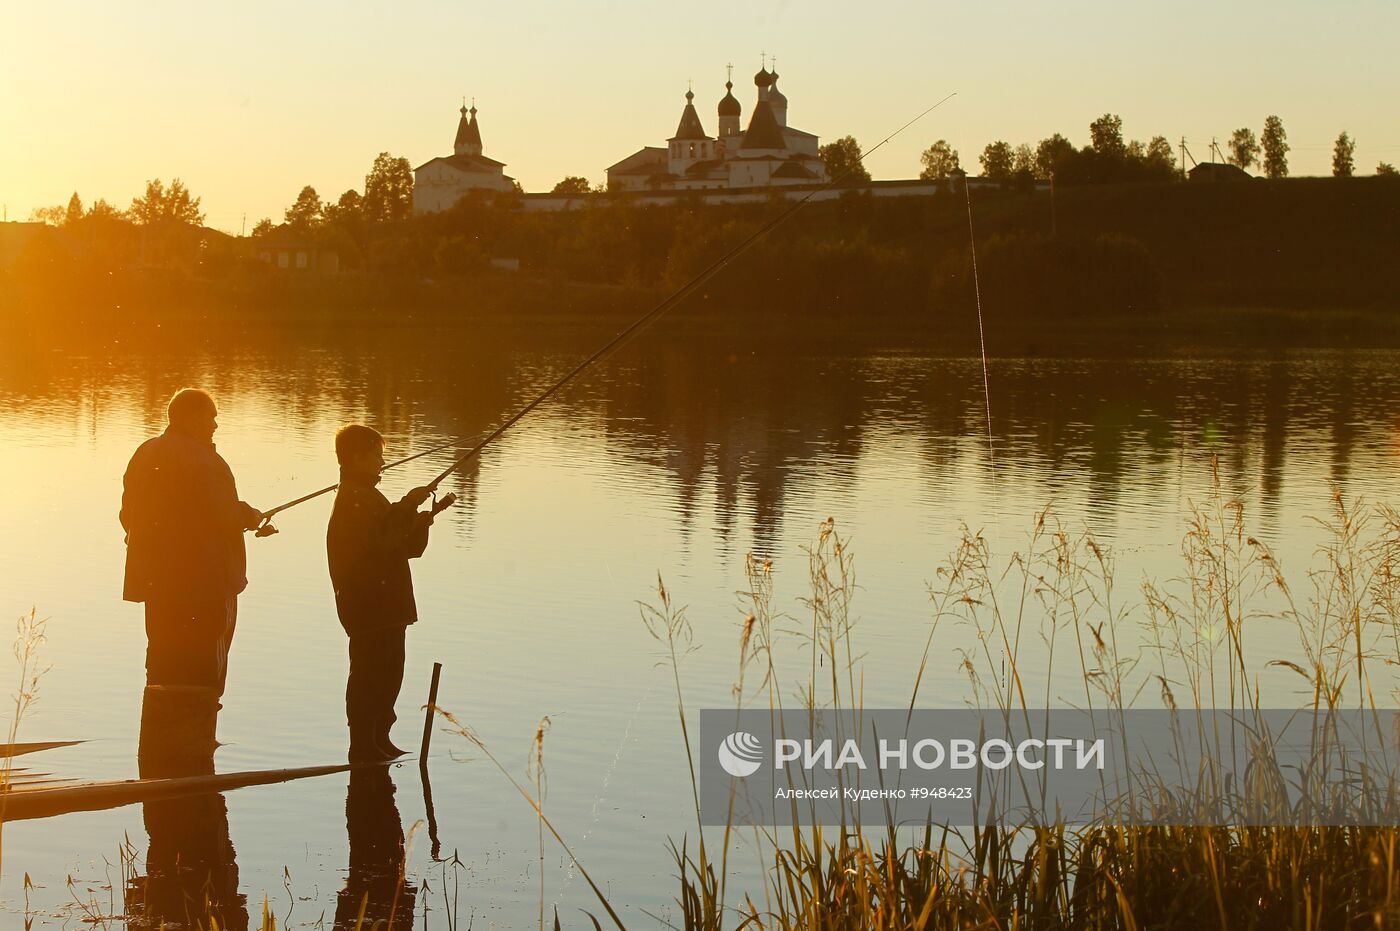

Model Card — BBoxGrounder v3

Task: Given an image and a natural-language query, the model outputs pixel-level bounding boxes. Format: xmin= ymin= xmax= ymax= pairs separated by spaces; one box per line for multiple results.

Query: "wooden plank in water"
xmin=0 ymin=740 xmax=83 ymax=759
xmin=4 ymin=776 xmax=76 ymax=788
xmin=0 ymin=762 xmax=352 ymax=822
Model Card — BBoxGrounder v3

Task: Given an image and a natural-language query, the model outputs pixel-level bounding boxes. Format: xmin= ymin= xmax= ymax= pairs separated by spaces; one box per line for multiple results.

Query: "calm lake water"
xmin=1 ymin=317 xmax=1398 ymax=927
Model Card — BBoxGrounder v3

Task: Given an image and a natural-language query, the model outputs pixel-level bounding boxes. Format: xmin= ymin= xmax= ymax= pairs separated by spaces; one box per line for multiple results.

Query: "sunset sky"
xmin=5 ymin=0 xmax=1398 ymax=233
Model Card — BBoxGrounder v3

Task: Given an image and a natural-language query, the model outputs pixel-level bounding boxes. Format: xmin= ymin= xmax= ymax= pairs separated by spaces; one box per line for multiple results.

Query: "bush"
xmin=933 ymin=231 xmax=1162 ymax=316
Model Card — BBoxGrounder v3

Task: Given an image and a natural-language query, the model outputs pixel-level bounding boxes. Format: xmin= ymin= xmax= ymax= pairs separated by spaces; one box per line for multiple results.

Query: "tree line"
xmin=23 ymin=113 xmax=1395 ymax=249
xmin=28 ymin=178 xmax=205 ymax=228
xmin=912 ymin=114 xmax=1395 ymax=185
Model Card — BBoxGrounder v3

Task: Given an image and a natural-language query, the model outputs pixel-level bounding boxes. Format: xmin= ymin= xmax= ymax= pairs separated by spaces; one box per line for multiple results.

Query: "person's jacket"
xmin=121 ymin=427 xmax=255 ymax=604
xmin=327 ymin=474 xmax=433 ymax=635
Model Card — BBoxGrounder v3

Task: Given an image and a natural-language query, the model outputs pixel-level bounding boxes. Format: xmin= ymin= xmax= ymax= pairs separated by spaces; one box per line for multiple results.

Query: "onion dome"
xmin=767 ymin=73 xmax=787 ymax=110
xmin=453 ymin=101 xmax=483 ymax=154
xmin=464 ymin=106 xmax=483 ymax=149
xmin=718 ymin=80 xmax=741 ymax=117
xmin=753 ymin=67 xmax=773 ymax=89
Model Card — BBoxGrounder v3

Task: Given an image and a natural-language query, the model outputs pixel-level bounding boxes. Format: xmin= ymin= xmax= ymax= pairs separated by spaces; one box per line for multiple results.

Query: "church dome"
xmin=767 ymin=75 xmax=787 ymax=108
xmin=753 ymin=67 xmax=773 ymax=88
xmin=718 ymin=81 xmax=741 ymax=116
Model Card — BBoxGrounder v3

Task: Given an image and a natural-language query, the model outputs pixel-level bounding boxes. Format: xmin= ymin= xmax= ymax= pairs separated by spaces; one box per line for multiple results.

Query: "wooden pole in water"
xmin=420 ymin=662 xmax=443 ymax=770
xmin=421 ymin=755 xmax=442 ymax=860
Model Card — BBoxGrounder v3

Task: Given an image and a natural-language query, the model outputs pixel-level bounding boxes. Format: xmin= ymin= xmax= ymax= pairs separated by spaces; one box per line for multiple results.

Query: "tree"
xmin=126 ymin=182 xmax=163 ymax=223
xmin=1378 ymin=162 xmax=1398 ymax=177
xmin=1089 ymin=113 xmax=1125 ymax=158
xmin=918 ymin=139 xmax=960 ymax=181
xmin=1228 ymin=128 xmax=1259 ymax=170
xmin=322 ymin=189 xmax=363 ymax=224
xmin=1035 ymin=134 xmax=1075 ymax=179
xmin=86 ymin=199 xmax=124 ymax=221
xmin=128 ymin=178 xmax=205 ymax=225
xmin=1012 ymin=144 xmax=1035 ymax=176
xmin=64 ymin=193 xmax=84 ymax=225
xmin=362 ymin=153 xmax=414 ymax=223
xmin=167 ymin=179 xmax=204 ymax=224
xmin=1144 ymin=136 xmax=1176 ymax=178
xmin=979 ymin=140 xmax=1014 ymax=182
xmin=1261 ymin=116 xmax=1289 ymax=179
xmin=551 ymin=176 xmax=593 ymax=195
xmin=1332 ymin=131 xmax=1355 ymax=177
xmin=29 ymin=204 xmax=66 ymax=225
xmin=819 ymin=136 xmax=870 ymax=184
xmin=250 ymin=218 xmax=275 ymax=237
xmin=284 ymin=185 xmax=322 ymax=229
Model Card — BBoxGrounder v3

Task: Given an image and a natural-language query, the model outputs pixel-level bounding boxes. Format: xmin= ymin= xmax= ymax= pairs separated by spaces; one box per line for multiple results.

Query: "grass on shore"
xmin=658 ymin=465 xmax=1400 ymax=930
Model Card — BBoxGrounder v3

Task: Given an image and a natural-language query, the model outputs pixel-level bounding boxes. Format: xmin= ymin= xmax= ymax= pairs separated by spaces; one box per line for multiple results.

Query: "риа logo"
xmin=718 ymin=732 xmax=763 ymax=777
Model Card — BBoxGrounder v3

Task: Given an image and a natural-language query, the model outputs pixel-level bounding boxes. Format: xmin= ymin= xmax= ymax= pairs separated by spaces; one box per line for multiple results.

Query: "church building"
xmin=413 ymin=102 xmax=516 ymax=213
xmin=607 ymin=63 xmax=828 ymax=192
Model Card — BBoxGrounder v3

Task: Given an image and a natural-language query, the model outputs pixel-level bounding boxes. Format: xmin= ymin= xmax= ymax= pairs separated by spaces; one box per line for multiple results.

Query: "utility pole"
xmin=241 ymin=213 xmax=246 ymax=237
xmin=1178 ymin=138 xmax=1199 ymax=179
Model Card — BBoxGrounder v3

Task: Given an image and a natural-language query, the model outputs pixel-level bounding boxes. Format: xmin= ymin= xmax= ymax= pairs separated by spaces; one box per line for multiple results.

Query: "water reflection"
xmin=334 ymin=766 xmax=418 ymax=930
xmin=127 ymin=687 xmax=247 ymax=930
xmin=4 ymin=324 xmax=1400 ymax=927
xmin=125 ymin=688 xmax=420 ymax=930
xmin=4 ymin=330 xmax=1397 ymax=558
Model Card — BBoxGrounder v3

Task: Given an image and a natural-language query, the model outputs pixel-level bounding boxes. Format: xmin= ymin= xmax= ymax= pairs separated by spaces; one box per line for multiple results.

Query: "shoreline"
xmin=5 ymin=272 xmax=1398 ymax=357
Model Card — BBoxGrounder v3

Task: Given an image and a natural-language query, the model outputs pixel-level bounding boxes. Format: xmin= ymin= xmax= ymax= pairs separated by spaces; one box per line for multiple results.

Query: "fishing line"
xmin=549 ymin=676 xmax=660 ymax=909
xmin=963 ymin=178 xmax=1008 ymax=694
xmin=964 ymin=179 xmax=994 ymax=477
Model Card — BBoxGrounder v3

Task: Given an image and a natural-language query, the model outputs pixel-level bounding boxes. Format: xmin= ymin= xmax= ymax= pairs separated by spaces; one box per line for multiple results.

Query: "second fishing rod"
xmin=252 ymin=91 xmax=957 ymax=533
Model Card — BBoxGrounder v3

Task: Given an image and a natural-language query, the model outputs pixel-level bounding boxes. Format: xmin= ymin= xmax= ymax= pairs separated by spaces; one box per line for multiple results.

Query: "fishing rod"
xmin=253 ymin=91 xmax=957 ymax=532
xmin=252 ymin=439 xmax=459 ymax=536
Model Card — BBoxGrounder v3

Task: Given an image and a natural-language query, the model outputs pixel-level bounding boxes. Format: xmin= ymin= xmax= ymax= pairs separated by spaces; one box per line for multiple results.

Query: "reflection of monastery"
xmin=606 ymin=65 xmax=828 ymax=192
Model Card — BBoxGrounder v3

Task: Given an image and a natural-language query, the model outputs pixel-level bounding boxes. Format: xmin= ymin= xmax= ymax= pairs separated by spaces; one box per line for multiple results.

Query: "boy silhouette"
xmin=327 ymin=424 xmax=454 ymax=762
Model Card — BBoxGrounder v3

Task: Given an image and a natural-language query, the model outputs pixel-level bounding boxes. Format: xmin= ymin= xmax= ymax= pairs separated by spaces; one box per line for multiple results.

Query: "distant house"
xmin=1189 ymin=163 xmax=1251 ymax=183
xmin=257 ymin=242 xmax=339 ymax=274
xmin=605 ymin=147 xmax=670 ymax=190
